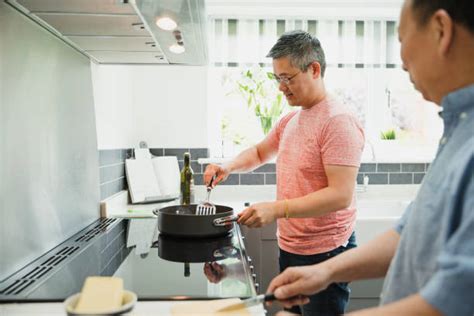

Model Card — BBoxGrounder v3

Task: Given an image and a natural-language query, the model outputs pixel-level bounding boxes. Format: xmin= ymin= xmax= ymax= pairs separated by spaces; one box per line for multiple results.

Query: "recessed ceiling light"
xmin=156 ymin=16 xmax=177 ymax=31
xmin=169 ymin=44 xmax=185 ymax=54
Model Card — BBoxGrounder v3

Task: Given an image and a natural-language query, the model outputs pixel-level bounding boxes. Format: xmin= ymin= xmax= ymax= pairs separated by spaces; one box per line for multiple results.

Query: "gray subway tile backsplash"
xmin=191 ymin=161 xmax=202 ymax=173
xmin=389 ymin=173 xmax=413 ymax=184
xmin=414 ymin=173 xmax=425 ymax=184
xmin=241 ymin=173 xmax=265 ymax=185
xmin=265 ymin=173 xmax=277 ymax=185
xmin=164 ymin=148 xmax=189 ymax=158
xmin=363 ymin=173 xmax=389 ymax=184
xmin=194 ymin=174 xmax=204 ymax=185
xmin=99 ymin=148 xmax=428 ymax=200
xmin=377 ymin=163 xmax=401 ymax=172
xmin=401 ymin=163 xmax=425 ymax=172
xmin=359 ymin=163 xmax=376 ymax=172
xmin=100 ymin=164 xmax=125 ymax=184
xmin=99 ymin=149 xmax=122 ymax=166
xmin=190 ymin=148 xmax=209 ymax=160
xmin=221 ymin=174 xmax=240 ymax=185
xmin=149 ymin=148 xmax=164 ymax=156
xmin=254 ymin=163 xmax=276 ymax=173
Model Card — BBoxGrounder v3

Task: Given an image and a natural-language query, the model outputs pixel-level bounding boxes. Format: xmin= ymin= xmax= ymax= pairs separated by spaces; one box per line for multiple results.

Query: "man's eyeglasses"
xmin=272 ymin=71 xmax=301 ymax=85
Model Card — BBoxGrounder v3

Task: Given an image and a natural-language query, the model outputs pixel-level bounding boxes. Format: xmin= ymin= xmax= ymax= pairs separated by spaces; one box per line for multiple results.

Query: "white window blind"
xmin=209 ymin=18 xmax=401 ymax=68
xmin=206 ymin=16 xmax=441 ymax=162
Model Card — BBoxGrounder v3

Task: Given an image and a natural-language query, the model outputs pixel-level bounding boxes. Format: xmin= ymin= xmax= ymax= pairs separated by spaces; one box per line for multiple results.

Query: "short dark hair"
xmin=411 ymin=0 xmax=474 ymax=33
xmin=266 ymin=30 xmax=327 ymax=78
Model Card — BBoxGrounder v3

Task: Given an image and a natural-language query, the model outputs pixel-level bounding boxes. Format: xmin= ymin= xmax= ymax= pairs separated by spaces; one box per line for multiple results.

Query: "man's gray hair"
xmin=266 ymin=30 xmax=326 ymax=77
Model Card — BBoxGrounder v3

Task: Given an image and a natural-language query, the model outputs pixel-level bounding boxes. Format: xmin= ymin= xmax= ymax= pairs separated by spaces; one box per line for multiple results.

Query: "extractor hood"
xmin=5 ymin=0 xmax=208 ymax=65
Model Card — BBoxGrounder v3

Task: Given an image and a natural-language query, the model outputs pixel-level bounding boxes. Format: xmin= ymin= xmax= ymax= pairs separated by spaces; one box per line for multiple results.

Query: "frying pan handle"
xmin=213 ymin=214 xmax=239 ymax=226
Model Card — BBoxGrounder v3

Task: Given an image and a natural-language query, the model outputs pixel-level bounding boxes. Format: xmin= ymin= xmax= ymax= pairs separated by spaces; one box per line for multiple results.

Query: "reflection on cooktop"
xmin=113 ymin=226 xmax=255 ymax=300
xmin=157 ymin=233 xmax=237 ymax=263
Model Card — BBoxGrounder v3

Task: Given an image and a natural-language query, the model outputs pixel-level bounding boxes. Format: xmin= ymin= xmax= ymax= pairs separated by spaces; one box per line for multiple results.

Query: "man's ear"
xmin=432 ymin=9 xmax=454 ymax=56
xmin=310 ymin=62 xmax=322 ymax=79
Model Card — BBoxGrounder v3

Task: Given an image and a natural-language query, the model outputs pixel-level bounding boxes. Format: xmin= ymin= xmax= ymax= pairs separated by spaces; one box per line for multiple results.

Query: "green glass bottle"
xmin=180 ymin=152 xmax=194 ymax=205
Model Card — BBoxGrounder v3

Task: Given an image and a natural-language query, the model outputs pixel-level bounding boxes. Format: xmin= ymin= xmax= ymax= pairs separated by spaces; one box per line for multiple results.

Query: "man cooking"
xmin=204 ymin=30 xmax=365 ymax=315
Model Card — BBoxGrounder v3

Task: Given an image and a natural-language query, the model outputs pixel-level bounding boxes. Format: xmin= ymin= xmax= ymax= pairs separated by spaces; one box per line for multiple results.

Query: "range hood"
xmin=6 ymin=0 xmax=208 ymax=65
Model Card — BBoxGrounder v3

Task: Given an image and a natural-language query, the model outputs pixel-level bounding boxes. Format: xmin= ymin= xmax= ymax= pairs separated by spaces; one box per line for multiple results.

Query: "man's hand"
xmin=203 ymin=262 xmax=226 ymax=283
xmin=267 ymin=265 xmax=331 ymax=309
xmin=237 ymin=201 xmax=283 ymax=228
xmin=203 ymin=164 xmax=230 ymax=187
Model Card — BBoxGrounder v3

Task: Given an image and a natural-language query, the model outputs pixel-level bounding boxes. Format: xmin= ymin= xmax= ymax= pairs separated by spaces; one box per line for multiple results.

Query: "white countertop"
xmin=102 ymin=184 xmax=420 ymax=218
xmin=0 ymin=300 xmax=266 ymax=315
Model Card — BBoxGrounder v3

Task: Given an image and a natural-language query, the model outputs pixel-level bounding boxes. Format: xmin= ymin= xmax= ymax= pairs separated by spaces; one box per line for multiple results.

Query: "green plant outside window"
xmin=380 ymin=128 xmax=397 ymax=140
xmin=233 ymin=67 xmax=287 ymax=135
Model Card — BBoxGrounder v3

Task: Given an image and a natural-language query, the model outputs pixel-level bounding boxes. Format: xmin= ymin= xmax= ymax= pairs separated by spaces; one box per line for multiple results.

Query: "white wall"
xmin=91 ymin=64 xmax=135 ymax=149
xmin=92 ymin=63 xmax=208 ymax=149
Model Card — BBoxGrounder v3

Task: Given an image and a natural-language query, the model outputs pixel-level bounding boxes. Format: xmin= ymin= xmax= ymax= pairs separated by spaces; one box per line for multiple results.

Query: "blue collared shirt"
xmin=380 ymin=84 xmax=474 ymax=316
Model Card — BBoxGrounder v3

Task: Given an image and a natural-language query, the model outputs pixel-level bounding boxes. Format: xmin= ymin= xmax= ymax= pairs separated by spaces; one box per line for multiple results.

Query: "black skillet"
xmin=154 ymin=204 xmax=238 ymax=238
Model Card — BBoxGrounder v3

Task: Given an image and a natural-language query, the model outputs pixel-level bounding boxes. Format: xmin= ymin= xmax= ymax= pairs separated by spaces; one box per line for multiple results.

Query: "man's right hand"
xmin=203 ymin=262 xmax=226 ymax=283
xmin=267 ymin=264 xmax=331 ymax=309
xmin=203 ymin=164 xmax=230 ymax=187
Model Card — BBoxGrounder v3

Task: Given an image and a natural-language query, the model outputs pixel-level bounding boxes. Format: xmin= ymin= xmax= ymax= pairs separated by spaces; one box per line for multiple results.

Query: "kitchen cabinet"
xmin=35 ymin=14 xmax=148 ymax=37
xmin=241 ymin=223 xmax=281 ymax=316
xmin=242 ymin=222 xmax=384 ymax=315
xmin=6 ymin=0 xmax=208 ymax=64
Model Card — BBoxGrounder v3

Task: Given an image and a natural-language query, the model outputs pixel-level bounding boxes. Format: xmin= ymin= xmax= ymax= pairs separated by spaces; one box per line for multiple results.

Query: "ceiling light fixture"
xmin=156 ymin=16 xmax=177 ymax=31
xmin=169 ymin=44 xmax=185 ymax=54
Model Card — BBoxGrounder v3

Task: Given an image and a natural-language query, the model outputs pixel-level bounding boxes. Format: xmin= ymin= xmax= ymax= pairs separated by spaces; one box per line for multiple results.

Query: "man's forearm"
xmin=287 ymin=186 xmax=353 ymax=218
xmin=223 ymin=146 xmax=264 ymax=174
xmin=323 ymin=229 xmax=400 ymax=282
xmin=348 ymin=294 xmax=442 ymax=316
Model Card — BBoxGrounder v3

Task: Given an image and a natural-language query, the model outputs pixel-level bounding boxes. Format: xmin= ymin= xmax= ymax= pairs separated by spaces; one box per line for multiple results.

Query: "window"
xmin=207 ymin=17 xmax=442 ymax=161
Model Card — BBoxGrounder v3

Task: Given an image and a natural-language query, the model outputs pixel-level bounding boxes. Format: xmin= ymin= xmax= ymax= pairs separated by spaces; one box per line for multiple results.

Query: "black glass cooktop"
xmin=0 ymin=217 xmax=256 ymax=303
xmin=113 ymin=219 xmax=256 ymax=300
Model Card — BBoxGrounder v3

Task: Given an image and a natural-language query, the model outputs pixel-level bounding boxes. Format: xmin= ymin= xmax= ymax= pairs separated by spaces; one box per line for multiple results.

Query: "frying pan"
xmin=153 ymin=204 xmax=238 ymax=238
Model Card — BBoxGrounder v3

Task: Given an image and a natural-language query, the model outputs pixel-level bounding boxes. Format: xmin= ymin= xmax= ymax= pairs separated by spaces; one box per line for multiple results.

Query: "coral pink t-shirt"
xmin=266 ymin=95 xmax=365 ymax=255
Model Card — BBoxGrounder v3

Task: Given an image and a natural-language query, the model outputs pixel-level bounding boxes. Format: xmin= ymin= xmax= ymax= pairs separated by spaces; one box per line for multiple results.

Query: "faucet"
xmin=366 ymin=139 xmax=376 ymax=162
xmin=385 ymin=87 xmax=391 ymax=109
xmin=356 ymin=175 xmax=370 ymax=193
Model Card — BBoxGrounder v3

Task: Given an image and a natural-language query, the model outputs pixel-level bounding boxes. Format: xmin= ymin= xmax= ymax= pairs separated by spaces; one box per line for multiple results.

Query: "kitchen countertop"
xmin=0 ymin=300 xmax=266 ymax=315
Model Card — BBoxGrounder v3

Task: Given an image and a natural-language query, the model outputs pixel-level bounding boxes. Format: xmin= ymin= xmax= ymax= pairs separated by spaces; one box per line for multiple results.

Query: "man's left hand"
xmin=237 ymin=201 xmax=281 ymax=228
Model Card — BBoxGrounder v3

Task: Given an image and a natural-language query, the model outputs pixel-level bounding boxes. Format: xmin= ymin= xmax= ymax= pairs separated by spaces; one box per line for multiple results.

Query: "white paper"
xmin=152 ymin=156 xmax=180 ymax=197
xmin=125 ymin=159 xmax=161 ymax=203
xmin=125 ymin=155 xmax=180 ymax=204
xmin=134 ymin=148 xmax=152 ymax=160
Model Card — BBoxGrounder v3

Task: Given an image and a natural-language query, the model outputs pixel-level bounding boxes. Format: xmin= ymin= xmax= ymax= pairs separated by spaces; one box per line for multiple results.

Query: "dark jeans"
xmin=279 ymin=232 xmax=357 ymax=316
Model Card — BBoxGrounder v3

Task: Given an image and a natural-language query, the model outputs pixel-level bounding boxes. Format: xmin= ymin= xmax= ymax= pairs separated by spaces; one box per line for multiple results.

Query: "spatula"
xmin=196 ymin=176 xmax=216 ymax=215
xmin=216 ymin=294 xmax=276 ymax=312
xmin=217 ymin=293 xmax=308 ymax=312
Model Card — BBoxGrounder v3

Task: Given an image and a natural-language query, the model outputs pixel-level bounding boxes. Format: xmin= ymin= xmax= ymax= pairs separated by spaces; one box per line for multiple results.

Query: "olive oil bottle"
xmin=180 ymin=152 xmax=194 ymax=205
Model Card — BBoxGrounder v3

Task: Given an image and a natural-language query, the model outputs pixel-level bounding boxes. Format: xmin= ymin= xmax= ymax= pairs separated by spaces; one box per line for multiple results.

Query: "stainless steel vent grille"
xmin=75 ymin=218 xmax=116 ymax=242
xmin=0 ymin=279 xmax=36 ymax=296
xmin=0 ymin=218 xmax=118 ymax=297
